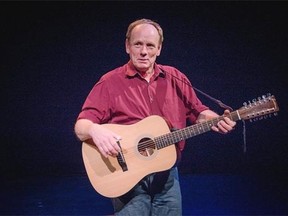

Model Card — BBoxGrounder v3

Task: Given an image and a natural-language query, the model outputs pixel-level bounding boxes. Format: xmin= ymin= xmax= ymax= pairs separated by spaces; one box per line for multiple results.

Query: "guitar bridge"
xmin=116 ymin=140 xmax=128 ymax=172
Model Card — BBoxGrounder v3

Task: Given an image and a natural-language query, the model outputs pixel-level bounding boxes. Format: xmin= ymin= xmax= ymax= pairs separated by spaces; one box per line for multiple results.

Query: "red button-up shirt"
xmin=77 ymin=60 xmax=209 ymax=150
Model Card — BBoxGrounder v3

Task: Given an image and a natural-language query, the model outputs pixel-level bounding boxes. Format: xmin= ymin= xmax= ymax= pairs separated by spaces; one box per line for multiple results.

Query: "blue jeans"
xmin=112 ymin=167 xmax=182 ymax=216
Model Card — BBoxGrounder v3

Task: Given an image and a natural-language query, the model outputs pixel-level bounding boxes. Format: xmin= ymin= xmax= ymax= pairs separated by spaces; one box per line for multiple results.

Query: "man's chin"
xmin=135 ymin=64 xmax=149 ymax=72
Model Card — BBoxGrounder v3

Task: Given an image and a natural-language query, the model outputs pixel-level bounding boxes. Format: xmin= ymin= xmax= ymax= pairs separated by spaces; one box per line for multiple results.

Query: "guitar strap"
xmin=193 ymin=86 xmax=247 ymax=153
xmin=160 ymin=67 xmax=247 ymax=153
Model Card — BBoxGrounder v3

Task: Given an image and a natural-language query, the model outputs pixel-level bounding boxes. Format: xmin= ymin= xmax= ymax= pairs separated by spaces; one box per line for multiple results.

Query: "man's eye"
xmin=147 ymin=44 xmax=155 ymax=49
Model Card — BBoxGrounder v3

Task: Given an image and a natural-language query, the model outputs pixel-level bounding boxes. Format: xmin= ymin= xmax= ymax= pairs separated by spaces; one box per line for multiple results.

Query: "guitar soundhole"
xmin=138 ymin=137 xmax=156 ymax=157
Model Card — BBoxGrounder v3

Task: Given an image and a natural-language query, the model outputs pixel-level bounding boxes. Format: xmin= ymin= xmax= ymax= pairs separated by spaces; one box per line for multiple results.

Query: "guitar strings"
xmin=120 ymin=117 xmax=226 ymax=158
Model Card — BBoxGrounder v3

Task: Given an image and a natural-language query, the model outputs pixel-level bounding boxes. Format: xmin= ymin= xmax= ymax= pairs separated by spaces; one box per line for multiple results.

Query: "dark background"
xmin=1 ymin=0 xmax=287 ymax=204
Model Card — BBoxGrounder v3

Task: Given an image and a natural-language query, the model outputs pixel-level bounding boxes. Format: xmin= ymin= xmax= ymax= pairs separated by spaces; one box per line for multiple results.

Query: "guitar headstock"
xmin=238 ymin=94 xmax=279 ymax=122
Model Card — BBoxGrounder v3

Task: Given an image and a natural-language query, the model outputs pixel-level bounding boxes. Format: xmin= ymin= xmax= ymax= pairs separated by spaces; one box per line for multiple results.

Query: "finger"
xmin=211 ymin=125 xmax=220 ymax=132
xmin=217 ymin=121 xmax=231 ymax=133
xmin=111 ymin=136 xmax=122 ymax=152
xmin=99 ymin=139 xmax=119 ymax=157
xmin=223 ymin=116 xmax=236 ymax=127
xmin=218 ymin=124 xmax=229 ymax=133
xmin=98 ymin=145 xmax=110 ymax=158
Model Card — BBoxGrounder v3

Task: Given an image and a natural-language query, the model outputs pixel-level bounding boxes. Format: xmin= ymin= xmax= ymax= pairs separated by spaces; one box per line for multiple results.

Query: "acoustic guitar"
xmin=82 ymin=94 xmax=279 ymax=198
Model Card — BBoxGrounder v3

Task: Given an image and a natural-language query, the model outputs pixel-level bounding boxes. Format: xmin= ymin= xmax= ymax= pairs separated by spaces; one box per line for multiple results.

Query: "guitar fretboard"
xmin=155 ymin=111 xmax=240 ymax=149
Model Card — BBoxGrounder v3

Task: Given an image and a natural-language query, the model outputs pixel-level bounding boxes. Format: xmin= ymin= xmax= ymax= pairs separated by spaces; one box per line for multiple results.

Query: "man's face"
xmin=126 ymin=24 xmax=162 ymax=73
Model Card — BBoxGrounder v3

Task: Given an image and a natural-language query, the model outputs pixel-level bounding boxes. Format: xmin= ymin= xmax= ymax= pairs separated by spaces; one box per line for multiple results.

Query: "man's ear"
xmin=125 ymin=39 xmax=130 ymax=54
xmin=156 ymin=44 xmax=162 ymax=56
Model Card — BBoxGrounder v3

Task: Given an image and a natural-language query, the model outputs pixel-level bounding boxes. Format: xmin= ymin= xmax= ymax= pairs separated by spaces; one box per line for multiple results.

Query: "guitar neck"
xmin=155 ymin=111 xmax=240 ymax=149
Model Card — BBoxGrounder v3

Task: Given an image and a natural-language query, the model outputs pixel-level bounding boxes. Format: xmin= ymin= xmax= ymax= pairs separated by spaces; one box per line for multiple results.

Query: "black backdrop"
xmin=1 ymin=1 xmax=287 ymax=186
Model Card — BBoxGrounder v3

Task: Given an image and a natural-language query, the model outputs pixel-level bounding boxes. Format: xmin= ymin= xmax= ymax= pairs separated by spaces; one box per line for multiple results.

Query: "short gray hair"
xmin=126 ymin=18 xmax=164 ymax=45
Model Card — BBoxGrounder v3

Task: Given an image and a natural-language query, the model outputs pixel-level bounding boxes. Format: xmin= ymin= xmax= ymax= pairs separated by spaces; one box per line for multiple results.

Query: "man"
xmin=74 ymin=18 xmax=236 ymax=216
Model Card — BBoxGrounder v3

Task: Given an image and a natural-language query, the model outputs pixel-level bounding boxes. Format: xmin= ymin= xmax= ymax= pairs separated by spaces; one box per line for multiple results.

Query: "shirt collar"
xmin=125 ymin=60 xmax=165 ymax=78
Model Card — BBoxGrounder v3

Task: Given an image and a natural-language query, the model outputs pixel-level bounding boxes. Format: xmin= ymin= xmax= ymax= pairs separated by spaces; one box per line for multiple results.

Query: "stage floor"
xmin=2 ymin=173 xmax=287 ymax=215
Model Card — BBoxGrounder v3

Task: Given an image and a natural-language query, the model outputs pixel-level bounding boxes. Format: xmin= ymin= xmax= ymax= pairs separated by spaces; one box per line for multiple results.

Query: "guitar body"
xmin=82 ymin=115 xmax=177 ymax=198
